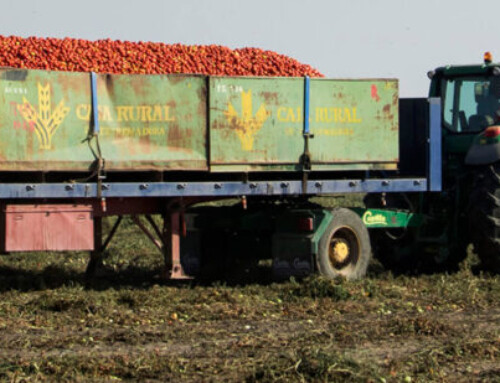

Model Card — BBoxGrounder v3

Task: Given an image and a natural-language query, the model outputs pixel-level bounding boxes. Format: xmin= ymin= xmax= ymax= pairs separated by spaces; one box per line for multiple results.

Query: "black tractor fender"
xmin=465 ymin=139 xmax=500 ymax=165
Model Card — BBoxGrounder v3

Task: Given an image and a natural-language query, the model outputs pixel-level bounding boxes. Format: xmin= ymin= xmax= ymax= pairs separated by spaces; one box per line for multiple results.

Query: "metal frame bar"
xmin=101 ymin=216 xmax=122 ymax=252
xmin=145 ymin=215 xmax=164 ymax=246
xmin=90 ymin=72 xmax=100 ymax=134
xmin=0 ymin=178 xmax=427 ymax=199
xmin=131 ymin=215 xmax=163 ymax=251
xmin=303 ymin=76 xmax=310 ymax=134
xmin=428 ymin=97 xmax=442 ymax=192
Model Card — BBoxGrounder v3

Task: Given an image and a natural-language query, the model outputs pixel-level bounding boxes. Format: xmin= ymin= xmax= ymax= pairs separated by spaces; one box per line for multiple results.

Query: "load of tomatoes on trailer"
xmin=0 ymin=35 xmax=323 ymax=77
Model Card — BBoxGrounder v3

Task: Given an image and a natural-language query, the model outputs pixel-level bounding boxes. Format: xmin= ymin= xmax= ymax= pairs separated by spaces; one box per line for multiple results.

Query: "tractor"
xmin=370 ymin=52 xmax=500 ymax=273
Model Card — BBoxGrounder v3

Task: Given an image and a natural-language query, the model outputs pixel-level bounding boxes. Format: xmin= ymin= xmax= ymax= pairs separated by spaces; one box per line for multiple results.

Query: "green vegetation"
xmin=0 ymin=217 xmax=499 ymax=382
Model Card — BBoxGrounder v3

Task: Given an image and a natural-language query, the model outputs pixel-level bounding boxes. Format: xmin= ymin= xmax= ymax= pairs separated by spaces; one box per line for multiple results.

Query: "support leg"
xmin=163 ymin=212 xmax=191 ymax=279
xmin=86 ymin=216 xmax=103 ymax=281
xmin=162 ymin=213 xmax=172 ymax=278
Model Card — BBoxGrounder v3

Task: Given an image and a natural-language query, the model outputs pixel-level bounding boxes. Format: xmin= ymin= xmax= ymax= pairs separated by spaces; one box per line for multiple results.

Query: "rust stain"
xmin=211 ymin=119 xmax=233 ymax=140
xmin=260 ymin=91 xmax=279 ymax=105
xmin=212 ymin=111 xmax=245 ymax=135
xmin=197 ymin=85 xmax=207 ymax=117
xmin=167 ymin=122 xmax=182 ymax=143
xmin=58 ymin=73 xmax=88 ymax=94
xmin=335 ymin=92 xmax=345 ymax=99
xmin=392 ymin=92 xmax=399 ymax=107
xmin=372 ymin=104 xmax=394 ymax=125
xmin=26 ymin=128 xmax=34 ymax=158
xmin=105 ymin=74 xmax=114 ymax=94
xmin=164 ymin=146 xmax=195 ymax=154
xmin=130 ymin=77 xmax=150 ymax=98
xmin=168 ymin=74 xmax=189 ymax=86
xmin=138 ymin=133 xmax=151 ymax=154
xmin=127 ymin=137 xmax=137 ymax=156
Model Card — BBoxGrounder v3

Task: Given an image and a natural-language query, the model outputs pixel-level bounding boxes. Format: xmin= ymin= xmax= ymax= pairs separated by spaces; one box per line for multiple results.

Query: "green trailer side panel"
xmin=0 ymin=69 xmax=93 ymax=170
xmin=0 ymin=69 xmax=208 ymax=171
xmin=209 ymin=77 xmax=304 ymax=170
xmin=209 ymin=77 xmax=399 ymax=172
xmin=0 ymin=69 xmax=399 ymax=173
xmin=309 ymin=79 xmax=399 ymax=169
xmin=95 ymin=74 xmax=207 ymax=170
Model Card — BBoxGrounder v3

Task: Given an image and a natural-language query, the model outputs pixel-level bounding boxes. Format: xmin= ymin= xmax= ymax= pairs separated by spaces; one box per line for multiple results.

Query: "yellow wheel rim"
xmin=327 ymin=226 xmax=360 ymax=271
xmin=332 ymin=241 xmax=349 ymax=263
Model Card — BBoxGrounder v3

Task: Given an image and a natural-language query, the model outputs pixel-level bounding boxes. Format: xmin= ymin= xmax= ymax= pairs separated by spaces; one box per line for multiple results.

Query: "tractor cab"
xmin=429 ymin=52 xmax=500 ymax=163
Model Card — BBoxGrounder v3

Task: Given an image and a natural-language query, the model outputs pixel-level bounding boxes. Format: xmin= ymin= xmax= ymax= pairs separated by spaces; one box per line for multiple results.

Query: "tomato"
xmin=0 ymin=35 xmax=324 ymax=77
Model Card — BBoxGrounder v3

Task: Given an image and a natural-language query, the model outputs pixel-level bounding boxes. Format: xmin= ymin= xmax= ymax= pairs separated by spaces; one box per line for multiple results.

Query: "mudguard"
xmin=465 ymin=128 xmax=500 ymax=165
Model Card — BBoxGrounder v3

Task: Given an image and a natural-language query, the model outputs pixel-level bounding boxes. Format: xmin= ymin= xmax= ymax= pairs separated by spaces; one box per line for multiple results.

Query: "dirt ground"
xmin=0 ymin=220 xmax=499 ymax=382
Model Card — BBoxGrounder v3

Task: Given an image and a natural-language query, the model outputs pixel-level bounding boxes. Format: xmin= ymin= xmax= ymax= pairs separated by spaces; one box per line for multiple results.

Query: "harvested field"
xmin=0 ymin=217 xmax=499 ymax=382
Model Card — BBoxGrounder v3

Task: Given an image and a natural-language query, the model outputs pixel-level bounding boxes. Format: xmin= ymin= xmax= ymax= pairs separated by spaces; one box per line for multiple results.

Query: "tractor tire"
xmin=365 ymin=193 xmax=467 ymax=274
xmin=317 ymin=208 xmax=371 ymax=280
xmin=469 ymin=163 xmax=500 ymax=272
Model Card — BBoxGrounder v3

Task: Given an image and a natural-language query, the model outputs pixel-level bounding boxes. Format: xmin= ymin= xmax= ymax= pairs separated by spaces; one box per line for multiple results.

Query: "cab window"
xmin=441 ymin=76 xmax=500 ymax=133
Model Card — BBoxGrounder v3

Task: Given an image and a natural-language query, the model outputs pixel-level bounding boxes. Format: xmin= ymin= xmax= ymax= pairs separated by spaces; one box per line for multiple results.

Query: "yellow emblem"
xmin=225 ymin=90 xmax=269 ymax=151
xmin=17 ymin=83 xmax=70 ymax=150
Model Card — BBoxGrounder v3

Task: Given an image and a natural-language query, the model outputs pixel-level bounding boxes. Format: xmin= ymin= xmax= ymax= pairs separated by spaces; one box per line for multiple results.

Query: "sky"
xmin=0 ymin=0 xmax=499 ymax=97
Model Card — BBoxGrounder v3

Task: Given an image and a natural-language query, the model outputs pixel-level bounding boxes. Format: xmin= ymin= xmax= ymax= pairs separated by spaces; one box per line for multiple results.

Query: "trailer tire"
xmin=317 ymin=208 xmax=371 ymax=280
xmin=469 ymin=163 xmax=500 ymax=272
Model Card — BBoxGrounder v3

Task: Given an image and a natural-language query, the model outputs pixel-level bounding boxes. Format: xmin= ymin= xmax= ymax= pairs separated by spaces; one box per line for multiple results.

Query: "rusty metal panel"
xmin=94 ymin=74 xmax=207 ymax=170
xmin=309 ymin=79 xmax=399 ymax=169
xmin=0 ymin=69 xmax=398 ymax=173
xmin=4 ymin=204 xmax=94 ymax=251
xmin=0 ymin=69 xmax=208 ymax=171
xmin=209 ymin=77 xmax=398 ymax=172
xmin=209 ymin=77 xmax=304 ymax=171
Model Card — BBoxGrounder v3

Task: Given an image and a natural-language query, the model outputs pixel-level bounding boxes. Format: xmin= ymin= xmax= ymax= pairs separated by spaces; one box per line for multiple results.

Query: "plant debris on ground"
xmin=0 ymin=217 xmax=499 ymax=382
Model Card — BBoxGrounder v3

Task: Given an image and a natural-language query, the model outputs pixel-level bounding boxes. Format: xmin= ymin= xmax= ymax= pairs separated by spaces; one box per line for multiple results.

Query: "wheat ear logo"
xmin=17 ymin=83 xmax=70 ymax=150
xmin=224 ymin=90 xmax=269 ymax=151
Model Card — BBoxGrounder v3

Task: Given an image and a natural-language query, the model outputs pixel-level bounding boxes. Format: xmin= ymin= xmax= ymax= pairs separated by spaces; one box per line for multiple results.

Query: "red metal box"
xmin=3 ymin=204 xmax=94 ymax=252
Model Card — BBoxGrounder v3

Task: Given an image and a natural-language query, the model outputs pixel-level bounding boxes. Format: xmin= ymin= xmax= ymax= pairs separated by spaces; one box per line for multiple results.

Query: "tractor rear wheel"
xmin=469 ymin=163 xmax=500 ymax=272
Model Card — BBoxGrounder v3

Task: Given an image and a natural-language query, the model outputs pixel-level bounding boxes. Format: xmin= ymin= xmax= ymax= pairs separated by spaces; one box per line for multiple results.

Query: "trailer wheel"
xmin=317 ymin=208 xmax=371 ymax=280
xmin=469 ymin=163 xmax=500 ymax=272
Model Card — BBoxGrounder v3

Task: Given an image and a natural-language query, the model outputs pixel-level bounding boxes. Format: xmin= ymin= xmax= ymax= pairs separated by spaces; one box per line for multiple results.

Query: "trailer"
xmin=0 ymin=67 xmax=441 ymax=280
